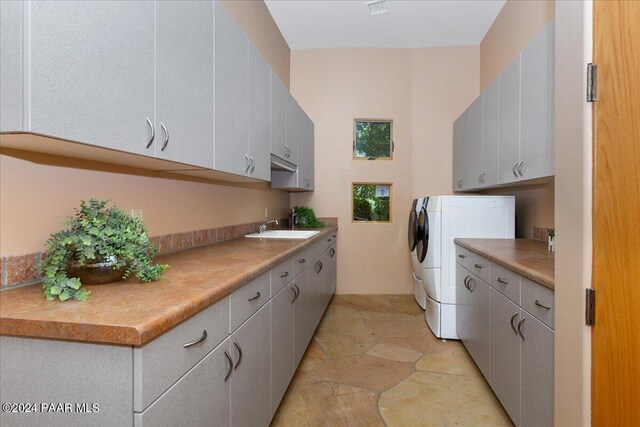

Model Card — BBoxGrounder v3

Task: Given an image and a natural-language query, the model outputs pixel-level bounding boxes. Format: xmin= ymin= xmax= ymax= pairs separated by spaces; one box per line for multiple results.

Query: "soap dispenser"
xmin=289 ymin=208 xmax=298 ymax=229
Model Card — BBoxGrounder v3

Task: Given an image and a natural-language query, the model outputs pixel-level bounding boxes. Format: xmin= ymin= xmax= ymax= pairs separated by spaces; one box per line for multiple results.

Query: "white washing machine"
xmin=410 ymin=195 xmax=515 ymax=339
xmin=408 ymin=198 xmax=428 ymax=309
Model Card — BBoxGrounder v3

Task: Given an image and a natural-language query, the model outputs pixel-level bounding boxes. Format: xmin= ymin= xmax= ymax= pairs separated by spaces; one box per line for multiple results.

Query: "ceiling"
xmin=265 ymin=0 xmax=506 ymax=50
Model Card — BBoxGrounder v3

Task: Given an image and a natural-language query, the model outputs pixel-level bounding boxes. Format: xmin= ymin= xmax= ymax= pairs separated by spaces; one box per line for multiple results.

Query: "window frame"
xmin=351 ymin=182 xmax=394 ymax=224
xmin=352 ymin=119 xmax=394 ymax=160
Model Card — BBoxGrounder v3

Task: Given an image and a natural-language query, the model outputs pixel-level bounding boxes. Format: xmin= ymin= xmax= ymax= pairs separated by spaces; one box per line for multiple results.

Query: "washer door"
xmin=408 ymin=209 xmax=418 ymax=251
xmin=416 ymin=205 xmax=429 ymax=263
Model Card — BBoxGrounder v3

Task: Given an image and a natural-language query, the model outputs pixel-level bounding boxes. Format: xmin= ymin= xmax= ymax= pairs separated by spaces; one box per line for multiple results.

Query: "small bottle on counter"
xmin=289 ymin=208 xmax=298 ymax=229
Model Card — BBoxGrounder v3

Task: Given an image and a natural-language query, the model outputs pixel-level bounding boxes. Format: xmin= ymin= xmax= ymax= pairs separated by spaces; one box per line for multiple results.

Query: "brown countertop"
xmin=0 ymin=226 xmax=338 ymax=346
xmin=454 ymin=238 xmax=554 ymax=290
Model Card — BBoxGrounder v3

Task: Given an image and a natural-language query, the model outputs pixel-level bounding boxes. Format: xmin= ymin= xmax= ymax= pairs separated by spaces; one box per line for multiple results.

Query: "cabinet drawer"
xmin=270 ymin=258 xmax=294 ymax=296
xmin=490 ymin=263 xmax=521 ymax=304
xmin=230 ymin=271 xmax=270 ymax=332
xmin=468 ymin=252 xmax=491 ymax=283
xmin=133 ymin=297 xmax=230 ymax=412
xmin=521 ymin=277 xmax=554 ymax=329
xmin=456 ymin=245 xmax=471 ymax=269
xmin=134 ymin=339 xmax=231 ymax=427
xmin=293 ymin=247 xmax=310 ymax=276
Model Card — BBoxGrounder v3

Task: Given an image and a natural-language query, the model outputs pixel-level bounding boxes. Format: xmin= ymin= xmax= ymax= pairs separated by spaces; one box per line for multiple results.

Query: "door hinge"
xmin=587 ymin=63 xmax=598 ymax=102
xmin=586 ymin=288 xmax=596 ymax=326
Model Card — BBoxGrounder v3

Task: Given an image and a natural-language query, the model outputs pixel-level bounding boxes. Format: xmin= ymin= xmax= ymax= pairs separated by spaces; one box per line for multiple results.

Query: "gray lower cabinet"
xmin=155 ymin=0 xmax=214 ymax=168
xmin=519 ymin=313 xmax=554 ymax=427
xmin=460 ymin=270 xmax=491 ymax=379
xmin=489 ymin=288 xmax=522 ymax=423
xmin=293 ymin=268 xmax=317 ymax=367
xmin=28 ymin=1 xmax=155 ymax=155
xmin=230 ymin=303 xmax=271 ymax=427
xmin=270 ymin=283 xmax=296 ymax=418
xmin=134 ymin=338 xmax=232 ymax=427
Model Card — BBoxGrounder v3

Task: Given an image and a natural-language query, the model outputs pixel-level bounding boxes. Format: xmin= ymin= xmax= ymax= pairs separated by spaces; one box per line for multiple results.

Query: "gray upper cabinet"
xmin=0 ymin=0 xmax=22 ymax=132
xmin=155 ymin=0 xmax=214 ymax=168
xmin=453 ymin=20 xmax=554 ymax=192
xmin=29 ymin=1 xmax=155 ymax=155
xmin=498 ymin=55 xmax=522 ymax=185
xmin=270 ymin=73 xmax=288 ymax=161
xmin=214 ymin=2 xmax=248 ymax=176
xmin=285 ymin=94 xmax=300 ymax=165
xmin=247 ymin=42 xmax=272 ymax=181
xmin=520 ymin=22 xmax=554 ymax=181
xmin=481 ymin=77 xmax=499 ymax=187
xmin=298 ymin=111 xmax=315 ymax=190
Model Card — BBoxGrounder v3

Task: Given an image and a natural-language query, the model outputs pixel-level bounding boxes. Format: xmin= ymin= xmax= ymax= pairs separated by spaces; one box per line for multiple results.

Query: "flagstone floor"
xmin=271 ymin=294 xmax=512 ymax=427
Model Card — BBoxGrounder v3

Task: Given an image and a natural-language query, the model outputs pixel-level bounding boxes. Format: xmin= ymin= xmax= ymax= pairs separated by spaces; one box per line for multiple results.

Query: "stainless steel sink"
xmin=245 ymin=230 xmax=320 ymax=239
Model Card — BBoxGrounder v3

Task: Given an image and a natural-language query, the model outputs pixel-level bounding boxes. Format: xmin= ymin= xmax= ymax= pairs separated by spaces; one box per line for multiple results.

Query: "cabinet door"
xmin=452 ymin=111 xmax=467 ymax=191
xmin=270 ymin=284 xmax=295 ymax=418
xmin=481 ymin=77 xmax=500 ymax=187
xmin=464 ymin=273 xmax=491 ymax=379
xmin=455 ymin=264 xmax=471 ymax=344
xmin=29 ymin=1 xmax=154 ymax=154
xmin=214 ymin=2 xmax=248 ymax=176
xmin=230 ymin=303 xmax=271 ymax=427
xmin=293 ymin=269 xmax=317 ymax=367
xmin=498 ymin=55 xmax=522 ymax=184
xmin=285 ymin=94 xmax=300 ymax=166
xmin=270 ymin=73 xmax=288 ymax=160
xmin=155 ymin=0 xmax=214 ymax=168
xmin=298 ymin=112 xmax=315 ymax=190
xmin=0 ymin=0 xmax=22 ymax=131
xmin=247 ymin=42 xmax=271 ymax=181
xmin=328 ymin=245 xmax=337 ymax=296
xmin=520 ymin=313 xmax=554 ymax=427
xmin=520 ymin=22 xmax=554 ymax=180
xmin=465 ymin=95 xmax=484 ymax=190
xmin=489 ymin=289 xmax=521 ymax=425
xmin=134 ymin=339 xmax=231 ymax=427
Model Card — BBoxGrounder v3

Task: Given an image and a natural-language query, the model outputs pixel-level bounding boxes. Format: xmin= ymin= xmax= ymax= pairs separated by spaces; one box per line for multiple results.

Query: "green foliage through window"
xmin=352 ymin=184 xmax=392 ymax=222
xmin=354 ymin=120 xmax=392 ymax=159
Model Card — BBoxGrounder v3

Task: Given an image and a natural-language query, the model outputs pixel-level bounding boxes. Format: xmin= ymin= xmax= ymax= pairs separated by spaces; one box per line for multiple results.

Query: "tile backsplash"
xmin=0 ymin=217 xmax=337 ymax=289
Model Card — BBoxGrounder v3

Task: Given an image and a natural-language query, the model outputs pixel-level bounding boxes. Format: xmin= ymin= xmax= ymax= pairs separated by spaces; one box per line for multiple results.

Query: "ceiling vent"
xmin=365 ymin=0 xmax=389 ymax=16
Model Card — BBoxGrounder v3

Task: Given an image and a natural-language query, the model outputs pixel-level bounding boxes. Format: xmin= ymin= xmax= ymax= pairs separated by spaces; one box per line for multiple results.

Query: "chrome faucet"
xmin=259 ymin=219 xmax=279 ymax=234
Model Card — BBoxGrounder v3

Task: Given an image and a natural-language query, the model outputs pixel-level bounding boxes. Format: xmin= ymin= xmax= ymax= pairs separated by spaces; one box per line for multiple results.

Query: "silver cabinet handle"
xmin=233 ymin=340 xmax=243 ymax=369
xmin=223 ymin=349 xmax=233 ymax=382
xmin=517 ymin=317 xmax=526 ymax=340
xmin=458 ymin=254 xmax=466 ymax=259
xmin=249 ymin=156 xmax=255 ymax=173
xmin=244 ymin=154 xmax=251 ymax=172
xmin=290 ymin=286 xmax=297 ymax=302
xmin=517 ymin=160 xmax=524 ymax=177
xmin=497 ymin=278 xmax=509 ymax=285
xmin=467 ymin=277 xmax=474 ymax=292
xmin=330 ymin=248 xmax=335 ymax=258
xmin=510 ymin=312 xmax=519 ymax=335
xmin=315 ymin=260 xmax=323 ymax=273
xmin=145 ymin=117 xmax=155 ymax=149
xmin=298 ymin=258 xmax=306 ymax=264
xmin=512 ymin=162 xmax=519 ymax=177
xmin=279 ymin=271 xmax=289 ymax=278
xmin=160 ymin=122 xmax=169 ymax=151
xmin=248 ymin=291 xmax=261 ymax=301
xmin=292 ymin=284 xmax=300 ymax=302
xmin=534 ymin=299 xmax=552 ymax=309
xmin=183 ymin=330 xmax=207 ymax=348
xmin=474 ymin=263 xmax=484 ymax=269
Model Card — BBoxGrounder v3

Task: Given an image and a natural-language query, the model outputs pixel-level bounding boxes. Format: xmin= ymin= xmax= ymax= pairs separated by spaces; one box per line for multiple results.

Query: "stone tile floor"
xmin=271 ymin=295 xmax=512 ymax=427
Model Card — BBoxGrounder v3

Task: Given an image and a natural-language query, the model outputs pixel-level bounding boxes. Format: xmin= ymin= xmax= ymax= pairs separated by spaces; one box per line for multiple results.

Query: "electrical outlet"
xmin=131 ymin=209 xmax=143 ymax=220
xmin=264 ymin=207 xmax=269 ymax=218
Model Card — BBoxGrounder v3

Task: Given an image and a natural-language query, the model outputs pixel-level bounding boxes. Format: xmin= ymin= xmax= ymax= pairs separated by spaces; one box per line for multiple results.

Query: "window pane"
xmin=353 ymin=184 xmax=392 ymax=222
xmin=354 ymin=120 xmax=392 ymax=159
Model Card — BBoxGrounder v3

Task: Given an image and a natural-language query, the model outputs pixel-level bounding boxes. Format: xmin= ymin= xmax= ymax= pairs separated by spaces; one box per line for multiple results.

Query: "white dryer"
xmin=408 ymin=198 xmax=427 ymax=309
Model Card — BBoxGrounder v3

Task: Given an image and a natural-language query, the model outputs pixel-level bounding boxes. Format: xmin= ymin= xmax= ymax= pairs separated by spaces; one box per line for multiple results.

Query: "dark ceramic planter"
xmin=67 ymin=256 xmax=126 ymax=285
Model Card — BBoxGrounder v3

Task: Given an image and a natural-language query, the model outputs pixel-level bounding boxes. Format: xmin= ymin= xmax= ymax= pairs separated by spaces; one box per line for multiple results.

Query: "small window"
xmin=352 ymin=183 xmax=392 ymax=223
xmin=353 ymin=119 xmax=393 ymax=160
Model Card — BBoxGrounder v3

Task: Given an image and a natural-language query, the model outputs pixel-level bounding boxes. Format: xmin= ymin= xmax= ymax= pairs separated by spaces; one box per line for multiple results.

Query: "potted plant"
xmin=39 ymin=199 xmax=168 ymax=301
xmin=292 ymin=206 xmax=324 ymax=228
xmin=547 ymin=228 xmax=555 ymax=253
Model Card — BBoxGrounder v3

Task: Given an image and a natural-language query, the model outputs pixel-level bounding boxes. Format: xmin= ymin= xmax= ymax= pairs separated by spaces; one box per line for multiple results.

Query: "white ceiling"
xmin=265 ymin=0 xmax=506 ymax=50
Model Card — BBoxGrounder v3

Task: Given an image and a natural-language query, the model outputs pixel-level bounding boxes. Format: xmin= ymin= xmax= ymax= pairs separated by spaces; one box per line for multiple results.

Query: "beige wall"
xmin=480 ymin=0 xmax=556 ymax=238
xmin=290 ymin=47 xmax=480 ymax=294
xmin=220 ymin=0 xmax=291 ymax=88
xmin=554 ymin=1 xmax=592 ymax=424
xmin=0 ymin=1 xmax=291 ymax=257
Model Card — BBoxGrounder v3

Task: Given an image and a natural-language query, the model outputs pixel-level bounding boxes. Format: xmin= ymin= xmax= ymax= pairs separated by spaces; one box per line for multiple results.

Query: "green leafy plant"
xmin=547 ymin=228 xmax=555 ymax=238
xmin=293 ymin=206 xmax=324 ymax=229
xmin=39 ymin=199 xmax=168 ymax=301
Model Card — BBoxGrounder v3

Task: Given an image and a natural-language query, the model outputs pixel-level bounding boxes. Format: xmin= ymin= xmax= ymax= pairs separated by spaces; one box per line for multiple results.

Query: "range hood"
xmin=270 ymin=154 xmax=297 ymax=172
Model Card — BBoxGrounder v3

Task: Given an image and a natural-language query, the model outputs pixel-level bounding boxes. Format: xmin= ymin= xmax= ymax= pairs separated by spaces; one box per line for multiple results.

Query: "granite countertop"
xmin=454 ymin=238 xmax=554 ymax=290
xmin=0 ymin=226 xmax=337 ymax=346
